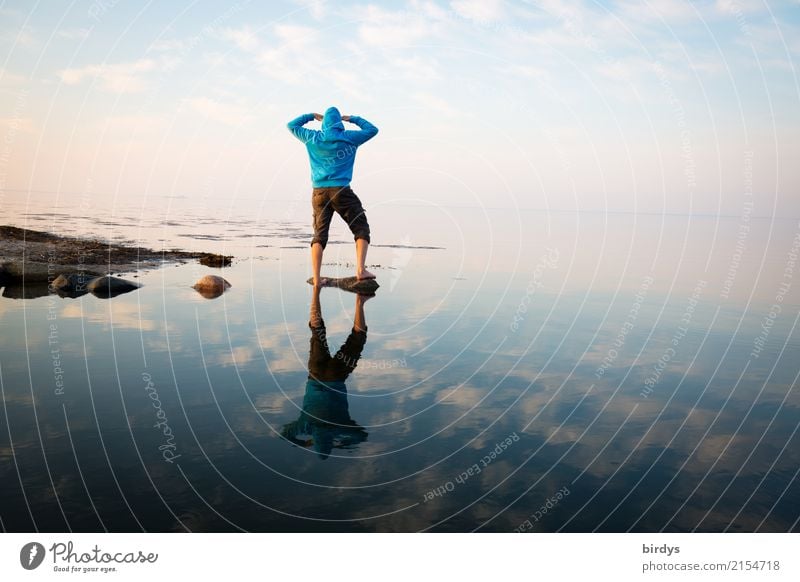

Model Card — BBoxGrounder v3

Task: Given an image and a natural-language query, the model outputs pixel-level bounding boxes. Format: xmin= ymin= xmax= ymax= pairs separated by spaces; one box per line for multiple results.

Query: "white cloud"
xmin=57 ymin=55 xmax=180 ymax=92
xmin=357 ymin=5 xmax=439 ymax=47
xmin=391 ymin=56 xmax=441 ymax=82
xmin=0 ymin=67 xmax=28 ymax=86
xmin=184 ymin=96 xmax=255 ymax=126
xmin=616 ymin=0 xmax=697 ymax=22
xmin=202 ymin=51 xmax=237 ymax=70
xmin=59 ymin=59 xmax=158 ymax=92
xmin=219 ymin=25 xmax=260 ymax=52
xmin=744 ymin=21 xmax=800 ymax=56
xmin=503 ymin=64 xmax=552 ymax=81
xmin=595 ymin=57 xmax=659 ymax=81
xmin=273 ymin=23 xmax=317 ymax=47
xmin=412 ymin=92 xmax=459 ymax=117
xmin=257 ymin=49 xmax=309 ymax=83
xmin=1 ymin=24 xmax=36 ymax=47
xmin=148 ymin=38 xmax=186 ymax=52
xmin=450 ymin=0 xmax=505 ymax=23
xmin=102 ymin=114 xmax=166 ymax=134
xmin=215 ymin=345 xmax=258 ymax=366
xmin=219 ymin=23 xmax=321 ymax=84
xmin=715 ymin=0 xmax=765 ymax=14
xmin=291 ymin=0 xmax=327 ymax=21
xmin=57 ymin=28 xmax=89 ymax=40
xmin=0 ymin=116 xmax=34 ymax=134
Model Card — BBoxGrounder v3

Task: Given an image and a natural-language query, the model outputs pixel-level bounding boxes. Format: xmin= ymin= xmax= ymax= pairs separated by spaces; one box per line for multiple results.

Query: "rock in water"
xmin=87 ymin=275 xmax=141 ymax=298
xmin=0 ymin=260 xmax=53 ymax=282
xmin=2 ymin=282 xmax=52 ymax=300
xmin=198 ymin=254 xmax=233 ymax=268
xmin=305 ymin=276 xmax=379 ymax=295
xmin=50 ymin=272 xmax=96 ymax=297
xmin=193 ymin=275 xmax=231 ymax=299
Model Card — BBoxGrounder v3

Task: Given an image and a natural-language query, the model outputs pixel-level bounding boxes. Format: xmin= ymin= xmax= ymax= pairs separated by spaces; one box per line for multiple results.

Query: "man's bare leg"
xmin=355 ymin=238 xmax=375 ymax=280
xmin=310 ymin=284 xmax=323 ymax=327
xmin=311 ymin=242 xmax=328 ymax=287
xmin=354 ymin=293 xmax=371 ymax=333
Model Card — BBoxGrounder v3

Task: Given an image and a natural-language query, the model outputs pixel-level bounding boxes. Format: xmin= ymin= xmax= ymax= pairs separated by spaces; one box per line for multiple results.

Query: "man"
xmin=279 ymin=285 xmax=370 ymax=459
xmin=287 ymin=106 xmax=379 ymax=287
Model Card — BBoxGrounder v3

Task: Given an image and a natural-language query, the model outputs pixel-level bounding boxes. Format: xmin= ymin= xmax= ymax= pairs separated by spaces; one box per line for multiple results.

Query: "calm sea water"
xmin=1 ymin=194 xmax=799 ymax=532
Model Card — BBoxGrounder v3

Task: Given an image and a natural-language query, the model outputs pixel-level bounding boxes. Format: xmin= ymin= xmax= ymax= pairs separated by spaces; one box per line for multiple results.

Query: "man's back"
xmin=287 ymin=106 xmax=378 ymax=188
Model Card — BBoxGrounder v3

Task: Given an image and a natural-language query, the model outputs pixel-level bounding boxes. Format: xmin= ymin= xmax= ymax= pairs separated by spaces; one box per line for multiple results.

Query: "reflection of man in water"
xmin=280 ymin=287 xmax=370 ymax=459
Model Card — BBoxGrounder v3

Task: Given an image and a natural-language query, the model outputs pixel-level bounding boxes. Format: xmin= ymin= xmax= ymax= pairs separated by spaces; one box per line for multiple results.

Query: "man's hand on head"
xmin=313 ymin=113 xmax=323 ymax=121
xmin=341 ymin=115 xmax=351 ymax=122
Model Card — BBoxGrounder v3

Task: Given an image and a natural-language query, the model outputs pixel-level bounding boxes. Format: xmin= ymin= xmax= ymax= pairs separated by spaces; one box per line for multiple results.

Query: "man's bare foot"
xmin=356 ymin=268 xmax=376 ymax=280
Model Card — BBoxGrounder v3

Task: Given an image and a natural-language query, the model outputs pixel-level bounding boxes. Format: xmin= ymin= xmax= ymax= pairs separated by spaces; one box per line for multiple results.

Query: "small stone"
xmin=199 ymin=254 xmax=232 ymax=268
xmin=193 ymin=275 xmax=231 ymax=299
xmin=305 ymin=276 xmax=379 ymax=295
xmin=50 ymin=273 xmax=95 ymax=296
xmin=87 ymin=275 xmax=141 ymax=298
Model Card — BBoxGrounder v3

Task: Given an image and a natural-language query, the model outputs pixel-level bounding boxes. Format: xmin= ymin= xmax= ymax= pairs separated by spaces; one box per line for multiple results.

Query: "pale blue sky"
xmin=1 ymin=0 xmax=798 ymax=216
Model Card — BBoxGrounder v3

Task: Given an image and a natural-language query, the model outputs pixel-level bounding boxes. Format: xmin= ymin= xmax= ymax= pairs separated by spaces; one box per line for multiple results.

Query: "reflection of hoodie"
xmin=279 ymin=319 xmax=369 ymax=459
xmin=287 ymin=106 xmax=378 ymax=188
xmin=281 ymin=380 xmax=368 ymax=460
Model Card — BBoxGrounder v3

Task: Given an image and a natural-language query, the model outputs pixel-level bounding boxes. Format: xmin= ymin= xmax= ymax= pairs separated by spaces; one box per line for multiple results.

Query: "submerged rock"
xmin=87 ymin=275 xmax=141 ymax=298
xmin=193 ymin=275 xmax=231 ymax=299
xmin=50 ymin=272 xmax=96 ymax=297
xmin=2 ymin=282 xmax=52 ymax=300
xmin=0 ymin=260 xmax=54 ymax=282
xmin=198 ymin=254 xmax=233 ymax=268
xmin=305 ymin=276 xmax=379 ymax=295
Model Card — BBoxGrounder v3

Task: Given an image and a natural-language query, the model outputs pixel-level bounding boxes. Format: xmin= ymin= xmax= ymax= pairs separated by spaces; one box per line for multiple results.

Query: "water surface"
xmin=1 ymin=199 xmax=799 ymax=532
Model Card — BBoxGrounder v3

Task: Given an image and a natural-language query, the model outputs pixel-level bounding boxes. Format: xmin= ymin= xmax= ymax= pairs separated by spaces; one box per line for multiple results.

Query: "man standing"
xmin=287 ymin=106 xmax=379 ymax=287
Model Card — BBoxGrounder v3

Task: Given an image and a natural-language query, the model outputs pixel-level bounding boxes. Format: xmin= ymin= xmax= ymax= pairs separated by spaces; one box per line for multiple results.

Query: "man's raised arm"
xmin=287 ymin=113 xmax=318 ymax=143
xmin=343 ymin=115 xmax=379 ymax=145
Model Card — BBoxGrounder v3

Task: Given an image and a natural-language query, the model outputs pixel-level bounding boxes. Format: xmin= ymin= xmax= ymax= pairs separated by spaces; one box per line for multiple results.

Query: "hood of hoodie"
xmin=321 ymin=106 xmax=344 ymax=137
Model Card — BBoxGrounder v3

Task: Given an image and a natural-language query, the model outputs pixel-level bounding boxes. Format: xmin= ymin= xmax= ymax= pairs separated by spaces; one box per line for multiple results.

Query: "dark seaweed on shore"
xmin=0 ymin=225 xmax=232 ymax=276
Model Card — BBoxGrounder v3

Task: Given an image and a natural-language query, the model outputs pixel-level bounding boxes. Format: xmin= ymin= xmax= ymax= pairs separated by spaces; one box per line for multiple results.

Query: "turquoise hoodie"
xmin=287 ymin=106 xmax=378 ymax=188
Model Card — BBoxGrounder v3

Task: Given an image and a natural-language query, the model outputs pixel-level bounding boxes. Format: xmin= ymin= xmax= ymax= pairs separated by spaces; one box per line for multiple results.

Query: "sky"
xmin=1 ymin=0 xmax=799 ymax=217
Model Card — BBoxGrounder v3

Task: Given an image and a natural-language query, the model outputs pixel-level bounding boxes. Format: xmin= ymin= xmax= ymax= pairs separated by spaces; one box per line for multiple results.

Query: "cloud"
xmin=57 ymin=28 xmax=89 ymax=40
xmin=450 ymin=0 xmax=506 ymax=23
xmin=503 ymin=64 xmax=552 ymax=82
xmin=148 ymin=38 xmax=186 ymax=52
xmin=184 ymin=96 xmax=256 ymax=126
xmin=412 ymin=92 xmax=459 ymax=117
xmin=1 ymin=24 xmax=36 ymax=47
xmin=219 ymin=25 xmax=260 ymax=52
xmin=58 ymin=59 xmax=159 ymax=93
xmin=273 ymin=23 xmax=318 ymax=47
xmin=0 ymin=116 xmax=34 ymax=133
xmin=357 ymin=5 xmax=440 ymax=48
xmin=0 ymin=67 xmax=28 ymax=87
xmin=102 ymin=114 xmax=166 ymax=134
xmin=65 ymin=301 xmax=158 ymax=332
xmin=214 ymin=345 xmax=258 ymax=367
xmin=219 ymin=23 xmax=318 ymax=54
xmin=616 ymin=0 xmax=697 ymax=23
xmin=219 ymin=23 xmax=320 ymax=84
xmin=291 ymin=0 xmax=328 ymax=21
xmin=714 ymin=0 xmax=765 ymax=15
xmin=390 ymin=56 xmax=441 ymax=82
xmin=257 ymin=49 xmax=309 ymax=83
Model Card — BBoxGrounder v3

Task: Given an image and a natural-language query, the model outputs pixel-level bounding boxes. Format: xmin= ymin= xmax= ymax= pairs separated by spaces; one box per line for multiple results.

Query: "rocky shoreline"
xmin=0 ymin=225 xmax=233 ymax=299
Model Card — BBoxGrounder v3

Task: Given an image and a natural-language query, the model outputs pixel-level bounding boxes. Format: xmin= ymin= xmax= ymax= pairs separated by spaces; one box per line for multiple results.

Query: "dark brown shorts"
xmin=310 ymin=185 xmax=370 ymax=249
